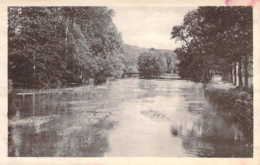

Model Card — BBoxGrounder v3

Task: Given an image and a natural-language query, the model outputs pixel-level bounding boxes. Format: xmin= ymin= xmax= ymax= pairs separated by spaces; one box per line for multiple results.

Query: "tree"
xmin=171 ymin=6 xmax=252 ymax=87
xmin=8 ymin=7 xmax=127 ymax=88
xmin=137 ymin=49 xmax=166 ymax=78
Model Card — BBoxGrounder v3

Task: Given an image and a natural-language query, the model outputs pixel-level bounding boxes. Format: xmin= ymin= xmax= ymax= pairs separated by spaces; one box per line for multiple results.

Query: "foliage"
xmin=137 ymin=48 xmax=168 ymax=78
xmin=122 ymin=44 xmax=148 ymax=73
xmin=205 ymin=85 xmax=253 ymax=141
xmin=8 ymin=7 xmax=126 ymax=88
xmin=171 ymin=7 xmax=252 ymax=84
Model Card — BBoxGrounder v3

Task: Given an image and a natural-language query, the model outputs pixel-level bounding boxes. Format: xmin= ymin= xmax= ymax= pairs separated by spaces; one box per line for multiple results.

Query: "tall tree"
xmin=171 ymin=6 xmax=252 ymax=86
xmin=8 ymin=7 xmax=126 ymax=88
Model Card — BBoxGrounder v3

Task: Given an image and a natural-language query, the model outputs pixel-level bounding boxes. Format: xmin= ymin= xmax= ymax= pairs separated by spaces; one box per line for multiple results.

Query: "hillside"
xmin=122 ymin=44 xmax=149 ymax=73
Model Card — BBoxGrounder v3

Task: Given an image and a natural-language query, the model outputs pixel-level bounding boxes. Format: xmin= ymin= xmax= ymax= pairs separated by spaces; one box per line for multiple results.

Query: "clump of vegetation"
xmin=137 ymin=48 xmax=176 ymax=78
xmin=137 ymin=49 xmax=165 ymax=78
xmin=8 ymin=7 xmax=126 ymax=89
xmin=206 ymin=87 xmax=252 ymax=113
xmin=205 ymin=86 xmax=253 ymax=140
xmin=171 ymin=7 xmax=252 ymax=88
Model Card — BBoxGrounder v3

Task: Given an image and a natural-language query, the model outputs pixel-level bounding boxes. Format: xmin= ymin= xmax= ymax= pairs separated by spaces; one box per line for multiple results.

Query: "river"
xmin=8 ymin=77 xmax=252 ymax=157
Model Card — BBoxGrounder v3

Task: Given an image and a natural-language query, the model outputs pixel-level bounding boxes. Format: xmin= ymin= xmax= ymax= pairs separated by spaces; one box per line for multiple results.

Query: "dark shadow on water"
xmin=182 ymin=136 xmax=253 ymax=157
xmin=8 ymin=117 xmax=114 ymax=157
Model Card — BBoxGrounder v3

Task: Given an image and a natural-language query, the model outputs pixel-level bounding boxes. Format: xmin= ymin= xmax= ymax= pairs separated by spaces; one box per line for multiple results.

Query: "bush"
xmin=137 ymin=49 xmax=166 ymax=78
xmin=205 ymin=86 xmax=253 ymax=141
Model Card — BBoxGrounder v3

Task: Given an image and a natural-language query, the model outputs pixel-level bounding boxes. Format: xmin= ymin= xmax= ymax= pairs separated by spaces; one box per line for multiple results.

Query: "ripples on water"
xmin=8 ymin=78 xmax=252 ymax=157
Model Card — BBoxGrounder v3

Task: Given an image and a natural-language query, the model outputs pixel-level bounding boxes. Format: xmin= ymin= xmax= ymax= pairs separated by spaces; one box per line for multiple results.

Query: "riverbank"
xmin=204 ymin=80 xmax=253 ymax=142
xmin=8 ymin=78 xmax=116 ymax=120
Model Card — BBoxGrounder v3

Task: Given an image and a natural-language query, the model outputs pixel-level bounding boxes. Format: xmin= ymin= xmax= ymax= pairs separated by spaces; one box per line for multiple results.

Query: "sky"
xmin=111 ymin=7 xmax=197 ymax=50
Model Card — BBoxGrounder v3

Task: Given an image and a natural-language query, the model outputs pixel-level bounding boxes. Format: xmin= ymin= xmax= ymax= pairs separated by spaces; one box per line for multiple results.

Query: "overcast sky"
xmin=111 ymin=7 xmax=197 ymax=50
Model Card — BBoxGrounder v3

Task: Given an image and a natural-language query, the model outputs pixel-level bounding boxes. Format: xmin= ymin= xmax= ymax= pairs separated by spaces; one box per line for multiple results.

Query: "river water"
xmin=8 ymin=78 xmax=252 ymax=157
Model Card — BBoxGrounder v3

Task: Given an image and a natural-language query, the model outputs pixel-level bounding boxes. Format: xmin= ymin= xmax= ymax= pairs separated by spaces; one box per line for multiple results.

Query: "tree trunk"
xmin=244 ymin=55 xmax=249 ymax=89
xmin=206 ymin=69 xmax=210 ymax=82
xmin=232 ymin=63 xmax=235 ymax=85
xmin=238 ymin=57 xmax=243 ymax=87
xmin=234 ymin=62 xmax=237 ymax=86
xmin=230 ymin=66 xmax=233 ymax=83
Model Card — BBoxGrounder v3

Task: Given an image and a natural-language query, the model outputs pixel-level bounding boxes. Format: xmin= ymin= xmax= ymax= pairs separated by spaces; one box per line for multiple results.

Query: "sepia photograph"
xmin=7 ymin=6 xmax=253 ymax=157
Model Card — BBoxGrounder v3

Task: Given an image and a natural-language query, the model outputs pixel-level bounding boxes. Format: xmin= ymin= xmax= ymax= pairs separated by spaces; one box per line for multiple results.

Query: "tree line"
xmin=8 ymin=7 xmax=129 ymax=88
xmin=171 ymin=7 xmax=253 ymax=89
xmin=137 ymin=48 xmax=177 ymax=78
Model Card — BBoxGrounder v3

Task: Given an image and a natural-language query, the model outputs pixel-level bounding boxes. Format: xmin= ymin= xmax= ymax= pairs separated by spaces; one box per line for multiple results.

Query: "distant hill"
xmin=155 ymin=48 xmax=175 ymax=55
xmin=122 ymin=44 xmax=149 ymax=73
xmin=123 ymin=44 xmax=148 ymax=59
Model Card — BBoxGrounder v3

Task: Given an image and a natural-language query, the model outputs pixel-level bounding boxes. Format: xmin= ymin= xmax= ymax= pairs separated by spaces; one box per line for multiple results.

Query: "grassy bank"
xmin=204 ymin=83 xmax=253 ymax=141
xmin=8 ymin=79 xmax=112 ymax=119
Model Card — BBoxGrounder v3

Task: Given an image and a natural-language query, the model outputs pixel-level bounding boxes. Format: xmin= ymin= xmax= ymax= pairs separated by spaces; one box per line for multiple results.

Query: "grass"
xmin=204 ymin=84 xmax=253 ymax=141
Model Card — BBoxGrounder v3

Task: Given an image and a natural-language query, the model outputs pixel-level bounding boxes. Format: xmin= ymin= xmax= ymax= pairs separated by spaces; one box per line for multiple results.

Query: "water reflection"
xmin=8 ymin=78 xmax=252 ymax=157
